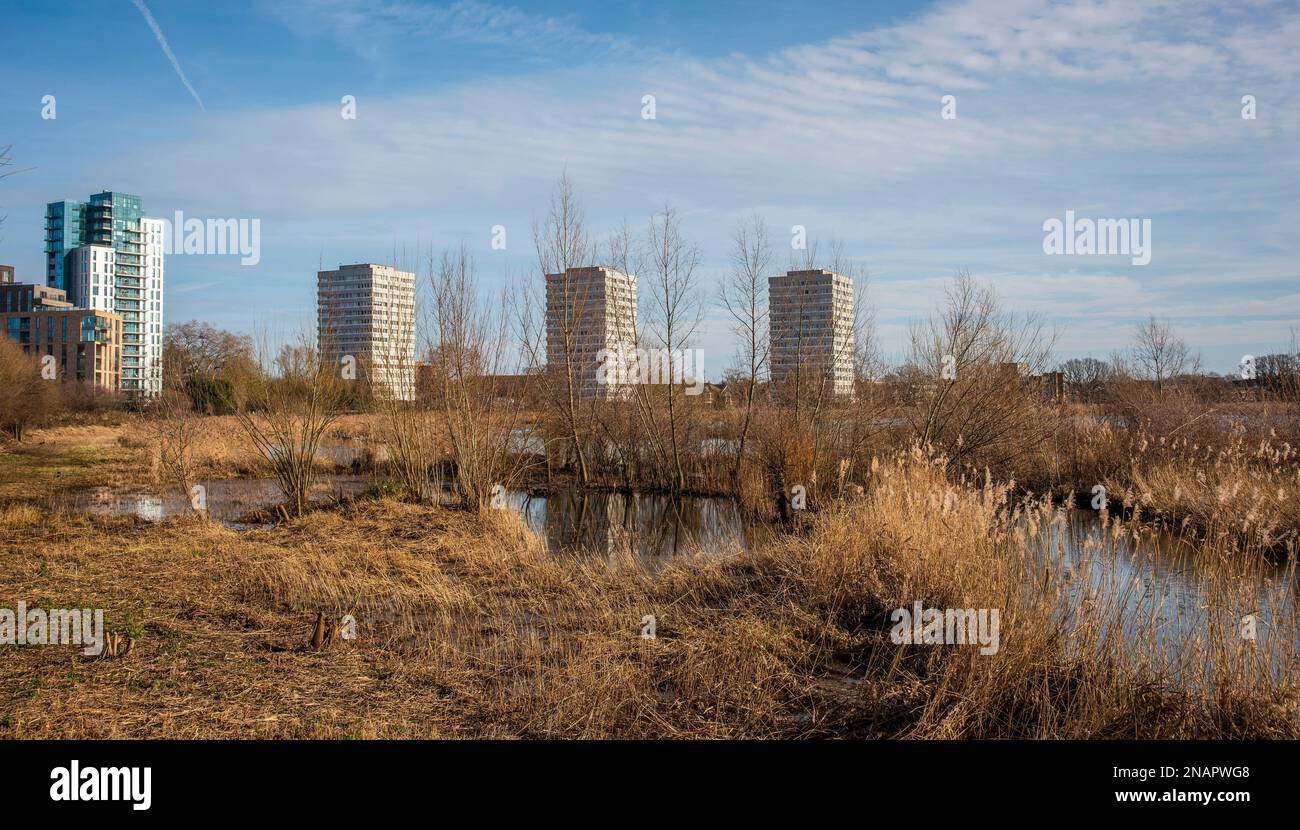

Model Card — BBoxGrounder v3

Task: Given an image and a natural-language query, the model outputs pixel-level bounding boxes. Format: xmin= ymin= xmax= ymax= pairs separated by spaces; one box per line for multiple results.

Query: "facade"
xmin=69 ymin=245 xmax=116 ymax=313
xmin=317 ymin=263 xmax=416 ymax=400
xmin=1 ymin=280 xmax=73 ymax=313
xmin=769 ymin=269 xmax=855 ymax=398
xmin=43 ymin=201 xmax=86 ymax=296
xmin=0 ymin=264 xmax=14 ymax=284
xmin=1 ymin=307 xmax=123 ymax=390
xmin=545 ymin=266 xmax=637 ymax=400
xmin=44 ymin=192 xmax=164 ymax=396
xmin=1037 ymin=370 xmax=1065 ymax=402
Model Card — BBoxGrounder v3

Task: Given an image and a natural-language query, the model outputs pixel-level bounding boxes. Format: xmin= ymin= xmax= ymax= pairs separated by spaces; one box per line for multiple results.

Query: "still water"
xmin=64 ymin=476 xmax=762 ymax=558
xmin=63 ymin=477 xmax=1296 ymax=658
xmin=1045 ymin=509 xmax=1296 ymax=672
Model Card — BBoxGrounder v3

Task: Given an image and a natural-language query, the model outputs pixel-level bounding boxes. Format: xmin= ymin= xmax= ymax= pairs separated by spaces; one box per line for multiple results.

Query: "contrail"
xmin=131 ymin=0 xmax=205 ymax=111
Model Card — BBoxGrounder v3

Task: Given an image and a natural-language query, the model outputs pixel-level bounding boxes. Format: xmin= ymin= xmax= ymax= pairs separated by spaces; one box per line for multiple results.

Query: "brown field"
xmin=1 ymin=421 xmax=1295 ymax=739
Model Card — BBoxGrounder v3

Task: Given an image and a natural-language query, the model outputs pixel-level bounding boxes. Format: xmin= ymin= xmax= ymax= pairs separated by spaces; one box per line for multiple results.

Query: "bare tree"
xmin=1059 ymin=357 xmax=1112 ymax=403
xmin=1131 ymin=315 xmax=1189 ymax=394
xmin=529 ymin=173 xmax=595 ymax=485
xmin=720 ymin=213 xmax=771 ymax=488
xmin=148 ymin=387 xmax=203 ymax=516
xmin=1255 ymin=330 xmax=1300 ymax=403
xmin=595 ymin=220 xmax=650 ymax=488
xmin=638 ymin=205 xmax=703 ymax=492
xmin=0 ymin=337 xmax=55 ymax=441
xmin=909 ymin=271 xmax=1057 ymax=467
xmin=0 ymin=145 xmax=28 ymax=238
xmin=163 ymin=320 xmax=257 ymax=413
xmin=367 ymin=260 xmax=434 ymax=502
xmin=229 ymin=332 xmax=347 ymax=517
xmin=429 ymin=244 xmax=537 ymax=511
xmin=164 ymin=321 xmax=255 ymax=379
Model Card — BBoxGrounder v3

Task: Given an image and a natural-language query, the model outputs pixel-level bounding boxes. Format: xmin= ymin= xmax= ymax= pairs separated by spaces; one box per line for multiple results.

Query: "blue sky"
xmin=1 ymin=0 xmax=1297 ymax=376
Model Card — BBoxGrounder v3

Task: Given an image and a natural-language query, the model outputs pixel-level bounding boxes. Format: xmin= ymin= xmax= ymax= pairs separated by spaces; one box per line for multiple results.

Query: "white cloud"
xmin=261 ymin=0 xmax=640 ymax=62
xmin=85 ymin=0 xmax=1300 ymax=374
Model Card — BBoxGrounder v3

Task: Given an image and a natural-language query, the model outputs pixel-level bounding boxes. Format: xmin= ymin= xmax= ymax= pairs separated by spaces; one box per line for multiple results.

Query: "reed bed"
xmin=1 ymin=446 xmax=1293 ymax=739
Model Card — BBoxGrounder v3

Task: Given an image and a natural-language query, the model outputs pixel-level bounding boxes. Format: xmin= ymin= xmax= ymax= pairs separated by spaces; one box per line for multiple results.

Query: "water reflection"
xmin=508 ymin=489 xmax=764 ymax=561
xmin=68 ymin=477 xmax=373 ymax=527
xmin=63 ymin=477 xmax=760 ymax=562
xmin=1045 ymin=509 xmax=1297 ymax=674
xmin=59 ymin=478 xmax=1297 ymax=662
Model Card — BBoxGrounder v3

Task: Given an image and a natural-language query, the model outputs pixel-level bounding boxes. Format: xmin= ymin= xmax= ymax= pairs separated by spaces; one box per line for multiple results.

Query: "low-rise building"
xmin=1 ymin=280 xmax=74 ymax=313
xmin=1 ymin=306 xmax=123 ymax=389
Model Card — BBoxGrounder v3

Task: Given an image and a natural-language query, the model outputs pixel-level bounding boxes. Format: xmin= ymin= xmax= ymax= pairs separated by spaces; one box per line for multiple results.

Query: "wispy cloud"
xmin=78 ymin=0 xmax=1300 ymax=371
xmin=134 ymin=0 xmax=1300 ymax=216
xmin=131 ymin=0 xmax=205 ymax=111
xmin=170 ymin=281 xmax=219 ymax=294
xmin=263 ymin=0 xmax=640 ymax=64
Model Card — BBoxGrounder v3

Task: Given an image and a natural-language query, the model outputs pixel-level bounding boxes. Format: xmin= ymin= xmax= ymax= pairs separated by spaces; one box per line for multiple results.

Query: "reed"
xmin=2 ymin=445 xmax=1292 ymax=739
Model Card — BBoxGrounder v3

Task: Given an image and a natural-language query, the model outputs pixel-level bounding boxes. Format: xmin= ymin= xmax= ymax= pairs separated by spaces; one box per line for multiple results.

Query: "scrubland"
xmin=2 ymin=263 xmax=1296 ymax=738
xmin=1 ymin=427 xmax=1294 ymax=739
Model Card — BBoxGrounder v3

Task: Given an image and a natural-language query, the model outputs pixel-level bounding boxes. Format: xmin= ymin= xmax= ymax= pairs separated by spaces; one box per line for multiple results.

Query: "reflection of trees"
xmin=530 ymin=490 xmax=733 ymax=560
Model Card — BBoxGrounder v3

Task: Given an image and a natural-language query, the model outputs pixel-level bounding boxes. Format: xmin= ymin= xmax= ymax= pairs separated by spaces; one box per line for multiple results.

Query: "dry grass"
xmin=2 ymin=416 xmax=404 ymax=498
xmin=1 ymin=444 xmax=1293 ymax=739
xmin=0 ymin=424 xmax=142 ymax=499
xmin=1112 ymin=431 xmax=1300 ymax=550
xmin=767 ymin=450 xmax=1297 ymax=737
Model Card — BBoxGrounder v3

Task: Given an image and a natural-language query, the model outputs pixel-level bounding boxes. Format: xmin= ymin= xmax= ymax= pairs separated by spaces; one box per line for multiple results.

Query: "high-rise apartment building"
xmin=317 ymin=263 xmax=416 ymax=400
xmin=545 ymin=266 xmax=637 ymax=400
xmin=769 ymin=269 xmax=855 ymax=398
xmin=44 ymin=192 xmax=164 ymax=396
